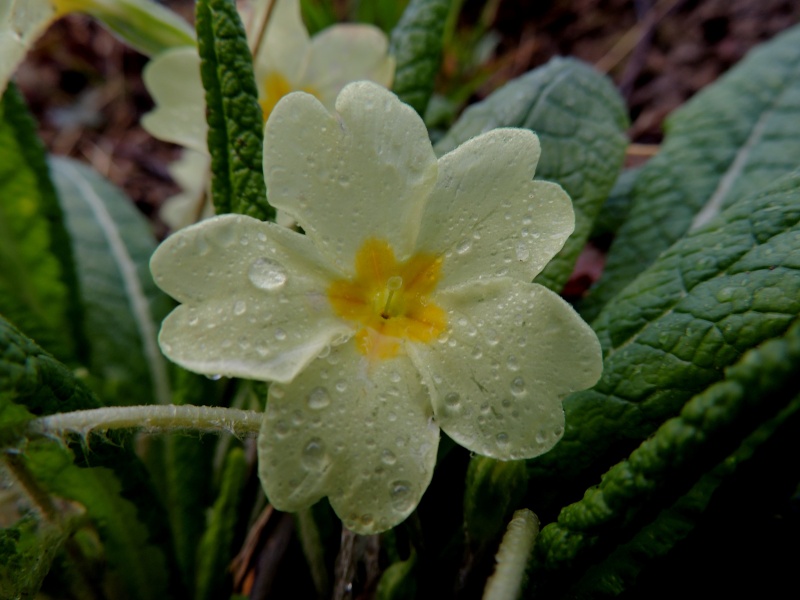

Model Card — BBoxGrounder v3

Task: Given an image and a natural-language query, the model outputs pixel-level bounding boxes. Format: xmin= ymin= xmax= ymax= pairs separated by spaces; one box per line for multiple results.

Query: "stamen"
xmin=382 ymin=276 xmax=404 ymax=319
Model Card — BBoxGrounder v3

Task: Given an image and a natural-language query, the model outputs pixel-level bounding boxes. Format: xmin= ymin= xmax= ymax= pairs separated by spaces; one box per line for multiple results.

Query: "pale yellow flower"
xmin=0 ymin=0 xmax=194 ymax=95
xmin=141 ymin=0 xmax=394 ymax=229
xmin=150 ymin=82 xmax=602 ymax=534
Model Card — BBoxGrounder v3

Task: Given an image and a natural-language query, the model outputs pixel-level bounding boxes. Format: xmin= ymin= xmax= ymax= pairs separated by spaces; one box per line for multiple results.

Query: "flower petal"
xmin=415 ymin=129 xmax=574 ymax=288
xmin=141 ymin=46 xmax=208 ymax=153
xmin=252 ymin=0 xmax=310 ymax=82
xmin=257 ymin=341 xmax=439 ymax=534
xmin=159 ymin=149 xmax=212 ymax=230
xmin=151 ymin=214 xmax=351 ymax=383
xmin=263 ymin=82 xmax=438 ymax=269
xmin=303 ymin=24 xmax=394 ymax=106
xmin=0 ymin=0 xmax=56 ymax=95
xmin=409 ymin=278 xmax=602 ymax=460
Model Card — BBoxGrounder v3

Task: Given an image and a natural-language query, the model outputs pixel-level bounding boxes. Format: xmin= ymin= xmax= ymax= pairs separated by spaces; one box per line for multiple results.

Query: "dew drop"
xmin=389 ymin=480 xmax=413 ymax=512
xmin=510 ymin=376 xmax=526 ymax=397
xmin=248 ymin=257 xmax=287 ymax=290
xmin=515 ymin=242 xmax=530 ymax=262
xmin=535 ymin=430 xmax=547 ymax=444
xmin=307 ymin=387 xmax=331 ymax=410
xmin=274 ymin=328 xmax=287 ymax=341
xmin=471 ymin=346 xmax=483 ymax=360
xmin=496 ymin=432 xmax=510 ymax=449
xmin=444 ymin=392 xmax=461 ymax=409
xmin=335 ymin=379 xmax=347 ymax=393
xmin=233 ymin=300 xmax=247 ymax=316
xmin=381 ymin=450 xmax=397 ymax=465
xmin=301 ymin=438 xmax=327 ymax=470
xmin=456 ymin=239 xmax=472 ymax=255
xmin=506 ymin=355 xmax=520 ymax=371
xmin=274 ymin=420 xmax=290 ymax=438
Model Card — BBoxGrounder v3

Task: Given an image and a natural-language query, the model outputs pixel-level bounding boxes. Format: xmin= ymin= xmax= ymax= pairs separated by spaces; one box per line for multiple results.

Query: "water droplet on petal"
xmin=496 ymin=432 xmax=510 ymax=449
xmin=535 ymin=431 xmax=547 ymax=444
xmin=301 ymin=438 xmax=327 ymax=470
xmin=511 ymin=377 xmax=526 ymax=397
xmin=233 ymin=300 xmax=247 ymax=316
xmin=335 ymin=380 xmax=347 ymax=393
xmin=506 ymin=355 xmax=520 ymax=371
xmin=389 ymin=480 xmax=413 ymax=512
xmin=444 ymin=392 xmax=461 ymax=409
xmin=248 ymin=258 xmax=287 ymax=290
xmin=307 ymin=387 xmax=331 ymax=410
xmin=381 ymin=450 xmax=396 ymax=465
xmin=515 ymin=242 xmax=530 ymax=262
xmin=274 ymin=328 xmax=287 ymax=341
xmin=456 ymin=239 xmax=472 ymax=255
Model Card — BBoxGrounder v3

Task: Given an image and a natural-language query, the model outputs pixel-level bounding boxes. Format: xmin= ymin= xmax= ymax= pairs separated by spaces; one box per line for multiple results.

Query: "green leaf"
xmin=463 ymin=456 xmax=528 ymax=543
xmin=0 ymin=512 xmax=79 ymax=599
xmin=0 ymin=84 xmax=84 ymax=362
xmin=0 ymin=315 xmax=181 ymax=599
xmin=0 ymin=315 xmax=99 ymax=421
xmin=434 ymin=58 xmax=629 ymax=292
xmin=155 ymin=369 xmax=219 ymax=590
xmin=49 ymin=157 xmax=173 ymax=406
xmin=531 ymin=317 xmax=800 ymax=594
xmin=583 ymin=23 xmax=800 ymax=318
xmin=196 ymin=0 xmax=272 ymax=220
xmin=23 ymin=441 xmax=174 ymax=600
xmin=194 ymin=446 xmax=248 ymax=600
xmin=589 ymin=166 xmax=640 ymax=240
xmin=530 ymin=171 xmax=800 ymax=493
xmin=389 ymin=0 xmax=451 ymax=116
xmin=562 ymin=398 xmax=799 ymax=598
xmin=80 ymin=0 xmax=196 ymax=57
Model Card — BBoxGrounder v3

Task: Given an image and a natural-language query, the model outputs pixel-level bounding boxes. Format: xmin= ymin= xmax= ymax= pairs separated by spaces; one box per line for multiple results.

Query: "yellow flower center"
xmin=328 ymin=239 xmax=447 ymax=359
xmin=260 ymin=72 xmax=319 ymax=122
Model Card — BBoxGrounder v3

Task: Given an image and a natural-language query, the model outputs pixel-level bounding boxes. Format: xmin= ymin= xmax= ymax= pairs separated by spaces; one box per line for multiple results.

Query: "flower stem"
xmin=27 ymin=405 xmax=263 ymax=439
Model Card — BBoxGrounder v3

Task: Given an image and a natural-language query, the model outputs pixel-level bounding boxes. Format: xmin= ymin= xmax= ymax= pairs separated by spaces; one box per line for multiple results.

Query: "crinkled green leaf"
xmin=0 ymin=512 xmax=77 ymax=600
xmin=530 ymin=170 xmax=800 ymax=490
xmin=531 ymin=317 xmax=800 ymax=595
xmin=589 ymin=166 xmax=640 ymax=240
xmin=0 ymin=84 xmax=84 ymax=361
xmin=0 ymin=315 xmax=181 ymax=599
xmin=434 ymin=58 xmax=628 ymax=293
xmin=583 ymin=23 xmax=800 ymax=318
xmin=563 ymin=396 xmax=799 ymax=598
xmin=194 ymin=446 xmax=247 ymax=600
xmin=23 ymin=441 xmax=174 ymax=600
xmin=196 ymin=0 xmax=272 ymax=220
xmin=49 ymin=157 xmax=173 ymax=406
xmin=389 ymin=0 xmax=450 ymax=116
xmin=0 ymin=315 xmax=98 ymax=422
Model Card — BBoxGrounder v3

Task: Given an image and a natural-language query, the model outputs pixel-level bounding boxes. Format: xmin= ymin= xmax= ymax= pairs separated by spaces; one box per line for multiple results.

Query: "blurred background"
xmin=14 ymin=0 xmax=800 ymax=237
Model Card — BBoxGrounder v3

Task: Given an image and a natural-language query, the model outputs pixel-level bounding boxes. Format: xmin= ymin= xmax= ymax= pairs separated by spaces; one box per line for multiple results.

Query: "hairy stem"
xmin=27 ymin=405 xmax=263 ymax=439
